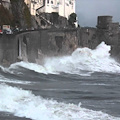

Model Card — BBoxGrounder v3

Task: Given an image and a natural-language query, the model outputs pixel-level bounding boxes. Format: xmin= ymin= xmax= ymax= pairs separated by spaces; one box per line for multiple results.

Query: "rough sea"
xmin=0 ymin=42 xmax=120 ymax=120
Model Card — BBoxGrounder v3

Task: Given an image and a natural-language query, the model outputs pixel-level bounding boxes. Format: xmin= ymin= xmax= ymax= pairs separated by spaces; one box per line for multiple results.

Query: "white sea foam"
xmin=9 ymin=61 xmax=52 ymax=74
xmin=44 ymin=42 xmax=120 ymax=74
xmin=0 ymin=84 xmax=119 ymax=120
xmin=7 ymin=41 xmax=120 ymax=76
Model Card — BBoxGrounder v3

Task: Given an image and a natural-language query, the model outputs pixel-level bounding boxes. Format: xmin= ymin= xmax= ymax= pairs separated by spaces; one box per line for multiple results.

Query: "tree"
xmin=68 ymin=13 xmax=77 ymax=27
xmin=23 ymin=3 xmax=31 ymax=28
xmin=10 ymin=0 xmax=31 ymax=28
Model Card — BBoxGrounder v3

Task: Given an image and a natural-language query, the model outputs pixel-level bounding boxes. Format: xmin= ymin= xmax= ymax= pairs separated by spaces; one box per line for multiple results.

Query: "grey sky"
xmin=76 ymin=0 xmax=120 ymax=27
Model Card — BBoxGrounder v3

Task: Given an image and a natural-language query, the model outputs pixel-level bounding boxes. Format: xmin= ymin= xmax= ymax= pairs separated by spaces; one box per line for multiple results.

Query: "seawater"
xmin=0 ymin=42 xmax=120 ymax=120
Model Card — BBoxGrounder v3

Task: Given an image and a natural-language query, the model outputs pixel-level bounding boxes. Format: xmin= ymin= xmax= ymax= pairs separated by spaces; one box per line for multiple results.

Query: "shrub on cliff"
xmin=68 ymin=13 xmax=77 ymax=28
xmin=0 ymin=5 xmax=13 ymax=26
xmin=23 ymin=3 xmax=31 ymax=28
xmin=10 ymin=0 xmax=31 ymax=28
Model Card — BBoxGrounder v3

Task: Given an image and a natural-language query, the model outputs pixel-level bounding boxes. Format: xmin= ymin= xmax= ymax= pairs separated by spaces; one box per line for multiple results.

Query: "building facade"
xmin=24 ymin=0 xmax=75 ymax=19
xmin=24 ymin=0 xmax=44 ymax=16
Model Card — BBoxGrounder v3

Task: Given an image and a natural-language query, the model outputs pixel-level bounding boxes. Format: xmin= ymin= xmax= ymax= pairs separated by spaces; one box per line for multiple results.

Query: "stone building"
xmin=96 ymin=16 xmax=119 ymax=45
xmin=97 ymin=16 xmax=119 ymax=31
xmin=77 ymin=16 xmax=120 ymax=49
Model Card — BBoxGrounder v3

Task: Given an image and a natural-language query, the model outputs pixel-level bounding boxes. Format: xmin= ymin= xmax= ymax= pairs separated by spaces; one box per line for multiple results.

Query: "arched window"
xmin=51 ymin=0 xmax=53 ymax=4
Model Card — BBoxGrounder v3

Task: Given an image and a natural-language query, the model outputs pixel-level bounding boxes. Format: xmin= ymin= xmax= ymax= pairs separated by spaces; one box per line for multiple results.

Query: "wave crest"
xmin=0 ymin=84 xmax=119 ymax=120
xmin=2 ymin=42 xmax=120 ymax=76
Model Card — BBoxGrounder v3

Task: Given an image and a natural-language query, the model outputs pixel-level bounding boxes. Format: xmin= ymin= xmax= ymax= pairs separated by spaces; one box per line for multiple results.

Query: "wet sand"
xmin=0 ymin=112 xmax=32 ymax=120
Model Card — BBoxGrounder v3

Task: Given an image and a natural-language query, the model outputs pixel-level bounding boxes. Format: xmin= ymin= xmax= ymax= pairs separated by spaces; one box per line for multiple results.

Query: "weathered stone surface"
xmin=0 ymin=28 xmax=78 ymax=66
xmin=0 ymin=16 xmax=120 ymax=66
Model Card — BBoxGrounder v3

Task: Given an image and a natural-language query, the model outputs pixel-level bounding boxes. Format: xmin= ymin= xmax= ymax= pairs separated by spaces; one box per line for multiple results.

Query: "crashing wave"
xmin=0 ymin=84 xmax=119 ymax=120
xmin=1 ymin=42 xmax=120 ymax=76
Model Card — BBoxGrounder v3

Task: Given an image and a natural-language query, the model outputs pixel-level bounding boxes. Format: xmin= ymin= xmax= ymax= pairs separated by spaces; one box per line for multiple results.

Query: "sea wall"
xmin=0 ymin=16 xmax=120 ymax=66
xmin=0 ymin=34 xmax=17 ymax=66
xmin=78 ymin=27 xmax=101 ymax=49
xmin=0 ymin=29 xmax=78 ymax=66
xmin=78 ymin=16 xmax=120 ymax=62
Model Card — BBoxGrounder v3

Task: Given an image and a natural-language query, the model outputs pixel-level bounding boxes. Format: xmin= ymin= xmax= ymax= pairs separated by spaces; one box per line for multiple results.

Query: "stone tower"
xmin=97 ymin=16 xmax=113 ymax=29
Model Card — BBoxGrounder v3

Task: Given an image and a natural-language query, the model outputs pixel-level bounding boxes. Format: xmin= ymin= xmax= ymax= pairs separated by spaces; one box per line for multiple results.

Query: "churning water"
xmin=0 ymin=42 xmax=120 ymax=120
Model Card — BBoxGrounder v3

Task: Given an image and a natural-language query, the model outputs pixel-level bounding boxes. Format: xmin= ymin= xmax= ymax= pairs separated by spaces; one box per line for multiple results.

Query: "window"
xmin=57 ymin=2 xmax=59 ymax=5
xmin=51 ymin=0 xmax=53 ymax=4
xmin=47 ymin=0 xmax=49 ymax=4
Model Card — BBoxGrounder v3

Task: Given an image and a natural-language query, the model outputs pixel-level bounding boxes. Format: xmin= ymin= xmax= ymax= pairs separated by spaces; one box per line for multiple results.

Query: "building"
xmin=24 ymin=0 xmax=75 ymax=19
xmin=24 ymin=0 xmax=43 ymax=16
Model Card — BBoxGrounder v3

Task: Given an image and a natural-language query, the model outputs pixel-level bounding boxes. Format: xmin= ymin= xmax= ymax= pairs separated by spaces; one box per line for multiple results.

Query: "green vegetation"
xmin=23 ymin=3 xmax=31 ymax=28
xmin=68 ymin=13 xmax=77 ymax=27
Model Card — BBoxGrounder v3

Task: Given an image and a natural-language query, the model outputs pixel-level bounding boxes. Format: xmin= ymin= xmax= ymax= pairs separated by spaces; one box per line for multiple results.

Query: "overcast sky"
xmin=76 ymin=0 xmax=120 ymax=27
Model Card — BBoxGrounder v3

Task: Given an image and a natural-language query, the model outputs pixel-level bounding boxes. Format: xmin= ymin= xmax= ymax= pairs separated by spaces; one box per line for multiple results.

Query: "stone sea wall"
xmin=0 ymin=28 xmax=79 ymax=66
xmin=0 ymin=16 xmax=120 ymax=66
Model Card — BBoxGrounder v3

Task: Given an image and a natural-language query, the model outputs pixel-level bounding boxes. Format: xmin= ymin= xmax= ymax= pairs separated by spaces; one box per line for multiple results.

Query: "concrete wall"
xmin=0 ymin=34 xmax=18 ymax=66
xmin=0 ymin=28 xmax=78 ymax=66
xmin=47 ymin=29 xmax=78 ymax=55
xmin=78 ymin=27 xmax=101 ymax=49
xmin=16 ymin=31 xmax=41 ymax=63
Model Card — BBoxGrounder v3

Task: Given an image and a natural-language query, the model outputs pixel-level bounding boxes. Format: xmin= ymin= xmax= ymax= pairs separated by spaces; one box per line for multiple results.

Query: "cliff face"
xmin=0 ymin=4 xmax=13 ymax=26
xmin=0 ymin=34 xmax=17 ymax=66
xmin=0 ymin=0 xmax=32 ymax=29
xmin=10 ymin=0 xmax=31 ymax=28
xmin=38 ymin=13 xmax=68 ymax=29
